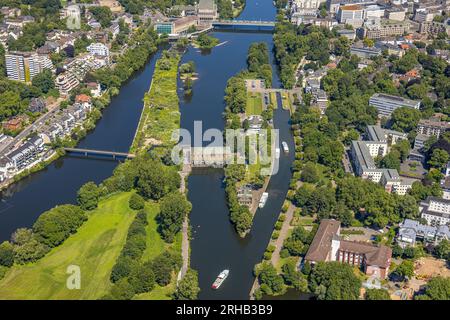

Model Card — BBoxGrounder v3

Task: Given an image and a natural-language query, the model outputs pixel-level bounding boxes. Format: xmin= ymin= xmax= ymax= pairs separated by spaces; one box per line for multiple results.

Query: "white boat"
xmin=275 ymin=148 xmax=280 ymax=158
xmin=282 ymin=141 xmax=289 ymax=153
xmin=259 ymin=192 xmax=269 ymax=208
xmin=212 ymin=269 xmax=229 ymax=289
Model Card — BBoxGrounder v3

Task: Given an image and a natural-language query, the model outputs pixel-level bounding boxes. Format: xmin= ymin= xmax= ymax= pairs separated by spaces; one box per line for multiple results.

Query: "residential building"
xmin=366 ymin=125 xmax=407 ymax=146
xmin=349 ymin=45 xmax=381 ymax=58
xmin=305 ymin=219 xmax=392 ymax=279
xmin=397 ymin=219 xmax=450 ymax=248
xmin=384 ymin=7 xmax=406 ymax=21
xmin=55 ymin=72 xmax=80 ymax=95
xmin=413 ymin=9 xmax=435 ymax=23
xmin=369 ymin=93 xmax=420 ymax=118
xmin=337 ymin=4 xmax=364 ymax=27
xmin=363 ymin=5 xmax=384 ymax=20
xmin=362 ymin=20 xmax=410 ymax=39
xmin=417 ymin=115 xmax=450 ymax=139
xmin=197 ymin=0 xmax=218 ymax=24
xmin=337 ymin=28 xmax=356 ymax=40
xmin=3 ymin=117 xmax=23 ymax=131
xmin=86 ymin=42 xmax=110 ymax=57
xmin=420 ymin=197 xmax=450 ymax=226
xmin=237 ymin=185 xmax=252 ymax=207
xmin=419 ymin=20 xmax=450 ymax=37
xmin=5 ymin=52 xmax=53 ymax=82
xmin=413 ymin=133 xmax=430 ymax=150
xmin=327 ymin=0 xmax=377 ymax=15
xmin=293 ymin=0 xmax=323 ymax=9
xmin=5 ymin=136 xmax=44 ymax=171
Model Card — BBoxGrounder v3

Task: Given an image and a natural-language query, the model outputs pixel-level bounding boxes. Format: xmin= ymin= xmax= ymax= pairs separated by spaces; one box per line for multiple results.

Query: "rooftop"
xmin=305 ymin=219 xmax=340 ymax=262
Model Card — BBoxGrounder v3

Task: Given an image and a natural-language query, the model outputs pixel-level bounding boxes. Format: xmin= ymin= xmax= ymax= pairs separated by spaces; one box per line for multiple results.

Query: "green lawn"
xmin=0 ymin=192 xmax=136 ymax=300
xmin=246 ymin=92 xmax=263 ymax=115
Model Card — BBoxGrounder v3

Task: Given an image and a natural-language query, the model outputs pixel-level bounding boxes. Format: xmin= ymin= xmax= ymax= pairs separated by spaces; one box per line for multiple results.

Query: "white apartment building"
xmin=421 ymin=197 xmax=450 ymax=226
xmin=55 ymin=72 xmax=80 ymax=95
xmin=363 ymin=5 xmax=385 ymax=19
xmin=86 ymin=42 xmax=110 ymax=57
xmin=337 ymin=4 xmax=364 ymax=26
xmin=369 ymin=93 xmax=420 ymax=118
xmin=5 ymin=52 xmax=53 ymax=82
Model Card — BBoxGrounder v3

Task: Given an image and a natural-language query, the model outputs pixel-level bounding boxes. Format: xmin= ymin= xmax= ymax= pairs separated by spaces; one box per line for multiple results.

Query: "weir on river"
xmin=0 ymin=0 xmax=298 ymax=300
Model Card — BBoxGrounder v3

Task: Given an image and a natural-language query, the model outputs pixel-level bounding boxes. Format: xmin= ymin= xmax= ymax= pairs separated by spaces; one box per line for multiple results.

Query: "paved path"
xmin=177 ymin=166 xmax=191 ymax=282
xmin=270 ymin=203 xmax=295 ymax=267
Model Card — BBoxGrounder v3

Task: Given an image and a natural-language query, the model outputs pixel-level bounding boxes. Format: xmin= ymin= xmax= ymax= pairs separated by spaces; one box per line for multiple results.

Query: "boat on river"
xmin=282 ymin=141 xmax=289 ymax=153
xmin=212 ymin=270 xmax=229 ymax=289
xmin=259 ymin=192 xmax=268 ymax=208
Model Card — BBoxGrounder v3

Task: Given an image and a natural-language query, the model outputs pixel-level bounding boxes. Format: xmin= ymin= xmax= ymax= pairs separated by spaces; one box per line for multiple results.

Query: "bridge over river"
xmin=212 ymin=19 xmax=275 ymax=32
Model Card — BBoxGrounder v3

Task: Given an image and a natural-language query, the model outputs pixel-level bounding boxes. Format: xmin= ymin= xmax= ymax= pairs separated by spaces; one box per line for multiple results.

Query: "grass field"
xmin=0 ymin=192 xmax=136 ymax=300
xmin=246 ymin=92 xmax=263 ymax=115
xmin=270 ymin=92 xmax=278 ymax=109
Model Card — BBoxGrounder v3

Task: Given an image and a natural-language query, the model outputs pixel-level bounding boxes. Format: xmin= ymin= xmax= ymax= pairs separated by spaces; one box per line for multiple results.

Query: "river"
xmin=181 ymin=1 xmax=297 ymax=299
xmin=0 ymin=0 xmax=302 ymax=300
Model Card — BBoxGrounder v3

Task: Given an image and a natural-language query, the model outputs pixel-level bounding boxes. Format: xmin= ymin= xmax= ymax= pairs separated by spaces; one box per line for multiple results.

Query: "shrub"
xmin=280 ymin=249 xmax=290 ymax=259
xmin=263 ymin=252 xmax=272 ymax=260
xmin=129 ymin=193 xmax=145 ymax=210
xmin=271 ymin=231 xmax=279 ymax=240
xmin=275 ymin=222 xmax=283 ymax=230
xmin=0 ymin=241 xmax=14 ymax=267
xmin=77 ymin=182 xmax=100 ymax=210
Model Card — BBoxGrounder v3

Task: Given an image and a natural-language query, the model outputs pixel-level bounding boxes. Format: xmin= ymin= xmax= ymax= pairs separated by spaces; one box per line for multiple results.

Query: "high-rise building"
xmin=5 ymin=52 xmax=53 ymax=82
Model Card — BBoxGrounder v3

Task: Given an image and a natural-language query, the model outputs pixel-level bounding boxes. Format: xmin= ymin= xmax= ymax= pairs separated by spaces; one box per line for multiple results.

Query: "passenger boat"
xmin=259 ymin=192 xmax=269 ymax=208
xmin=282 ymin=141 xmax=289 ymax=153
xmin=212 ymin=270 xmax=229 ymax=289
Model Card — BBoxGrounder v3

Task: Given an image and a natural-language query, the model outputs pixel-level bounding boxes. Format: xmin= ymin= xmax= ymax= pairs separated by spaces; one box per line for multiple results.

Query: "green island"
xmin=131 ymin=51 xmax=181 ymax=153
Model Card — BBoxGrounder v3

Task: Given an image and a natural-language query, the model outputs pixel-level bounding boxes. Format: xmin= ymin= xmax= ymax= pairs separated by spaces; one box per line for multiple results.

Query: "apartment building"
xmin=55 ymin=72 xmax=80 ymax=95
xmin=5 ymin=52 xmax=53 ymax=82
xmin=305 ymin=219 xmax=392 ymax=279
xmin=384 ymin=7 xmax=406 ymax=21
xmin=86 ymin=42 xmax=110 ymax=57
xmin=363 ymin=20 xmax=410 ymax=39
xmin=349 ymin=45 xmax=381 ymax=58
xmin=419 ymin=20 xmax=450 ymax=37
xmin=417 ymin=116 xmax=450 ymax=139
xmin=369 ymin=93 xmax=420 ymax=118
xmin=367 ymin=125 xmax=407 ymax=146
xmin=4 ymin=136 xmax=44 ymax=171
xmin=337 ymin=4 xmax=364 ymax=27
xmin=420 ymin=197 xmax=450 ymax=226
xmin=327 ymin=0 xmax=377 ymax=15
xmin=397 ymin=219 xmax=450 ymax=248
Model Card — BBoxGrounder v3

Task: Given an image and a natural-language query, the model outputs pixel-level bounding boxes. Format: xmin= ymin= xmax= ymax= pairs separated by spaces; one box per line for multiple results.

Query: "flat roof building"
xmin=369 ymin=93 xmax=420 ymax=118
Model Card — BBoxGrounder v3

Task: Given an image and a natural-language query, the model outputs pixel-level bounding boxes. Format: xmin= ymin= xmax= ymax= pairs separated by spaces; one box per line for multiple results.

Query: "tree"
xmin=365 ymin=288 xmax=391 ymax=300
xmin=392 ymin=260 xmax=414 ymax=280
xmin=390 ymin=107 xmax=421 ymax=133
xmin=300 ymin=162 xmax=320 ymax=183
xmin=174 ymin=269 xmax=200 ymax=300
xmin=281 ymin=260 xmax=308 ymax=291
xmin=109 ymin=278 xmax=135 ymax=300
xmin=158 ymin=192 xmax=191 ymax=243
xmin=32 ymin=69 xmax=54 ymax=94
xmin=0 ymin=241 xmax=14 ymax=267
xmin=258 ymin=263 xmax=285 ymax=295
xmin=89 ymin=6 xmax=113 ymax=28
xmin=309 ymin=262 xmax=361 ymax=300
xmin=129 ymin=193 xmax=145 ymax=210
xmin=380 ymin=150 xmax=401 ymax=171
xmin=396 ymin=195 xmax=419 ymax=219
xmin=434 ymin=239 xmax=449 ymax=260
xmin=428 ymin=149 xmax=449 ymax=170
xmin=33 ymin=204 xmax=86 ymax=248
xmin=77 ymin=181 xmax=100 ymax=210
xmin=128 ymin=263 xmax=155 ymax=294
xmin=415 ymin=277 xmax=450 ymax=300
xmin=136 ymin=159 xmax=180 ymax=200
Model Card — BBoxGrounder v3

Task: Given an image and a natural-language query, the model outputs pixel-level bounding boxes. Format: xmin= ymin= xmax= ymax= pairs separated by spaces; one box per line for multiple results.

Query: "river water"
xmin=0 ymin=0 xmax=302 ymax=300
